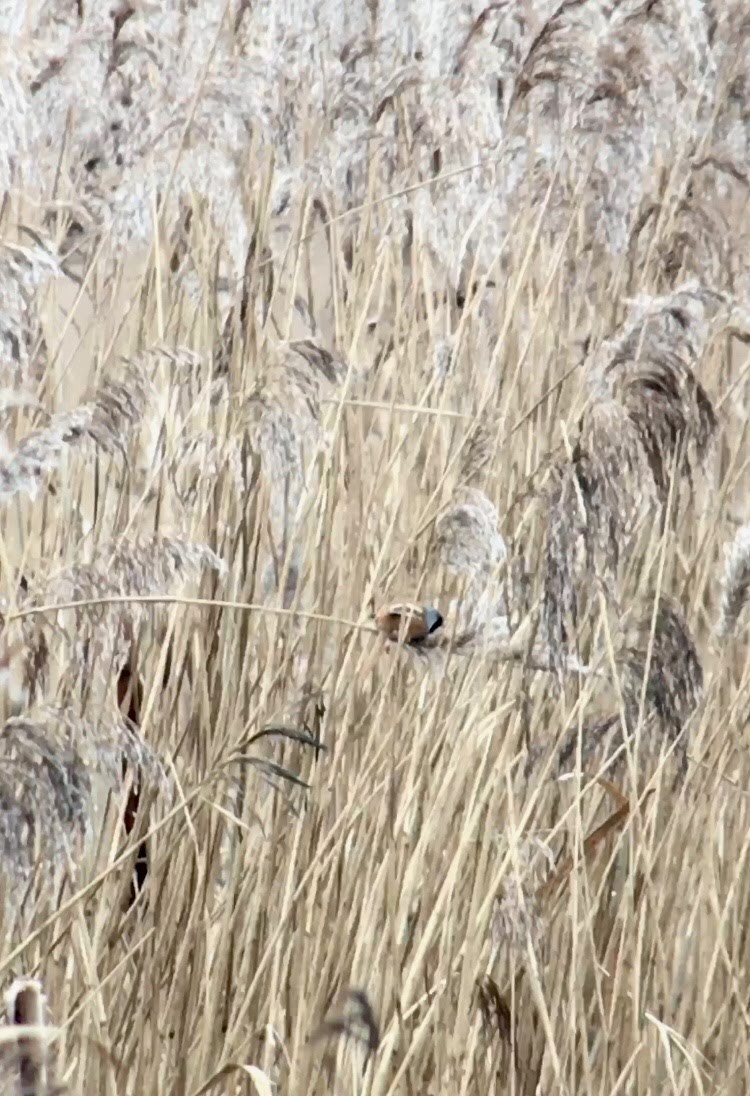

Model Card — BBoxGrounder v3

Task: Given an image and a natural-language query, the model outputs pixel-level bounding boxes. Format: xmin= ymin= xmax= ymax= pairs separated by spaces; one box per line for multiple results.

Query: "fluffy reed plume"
xmin=168 ymin=430 xmax=244 ymax=510
xmin=541 ymin=399 xmax=654 ymax=660
xmin=555 ymin=599 xmax=701 ymax=776
xmin=124 ymin=344 xmax=204 ymax=377
xmin=0 ymin=360 xmax=151 ymax=503
xmin=17 ymin=535 xmax=225 ymax=699
xmin=244 ymin=341 xmax=350 ymax=462
xmin=432 ymin=336 xmax=455 ymax=384
xmin=630 ymin=158 xmax=745 ymax=289
xmin=242 ymin=338 xmax=350 ymax=542
xmin=619 ymin=598 xmax=703 ymax=746
xmin=25 ymin=534 xmax=225 ymax=617
xmin=434 ymin=487 xmax=507 ymax=582
xmin=88 ymin=535 xmax=226 ymax=599
xmin=491 ymin=837 xmax=554 ymax=964
xmin=552 ymin=709 xmax=661 ymax=786
xmin=0 ymin=240 xmax=60 ymax=386
xmin=0 ymin=390 xmax=40 ymax=416
xmin=501 ymin=1 xmax=721 ymax=261
xmin=0 ymin=703 xmax=163 ymax=892
xmin=459 ymin=419 xmax=494 ymax=486
xmin=7 ymin=0 xmax=721 ymax=283
xmin=716 ymin=523 xmax=750 ymax=636
xmin=243 ymin=339 xmax=349 ymax=464
xmin=592 ymin=283 xmax=722 ymax=495
xmin=0 ymin=408 xmax=92 ymax=503
xmin=541 ymin=462 xmax=593 ymax=668
xmin=542 ymin=283 xmax=722 ymax=665
xmin=442 ymin=588 xmax=512 ymax=649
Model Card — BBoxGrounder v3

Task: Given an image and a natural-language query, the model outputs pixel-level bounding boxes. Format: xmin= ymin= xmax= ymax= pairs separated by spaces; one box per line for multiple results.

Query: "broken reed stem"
xmin=537 ymin=777 xmax=632 ymax=903
xmin=7 ymin=979 xmax=48 ymax=1096
xmin=487 ymin=779 xmax=638 ymax=1045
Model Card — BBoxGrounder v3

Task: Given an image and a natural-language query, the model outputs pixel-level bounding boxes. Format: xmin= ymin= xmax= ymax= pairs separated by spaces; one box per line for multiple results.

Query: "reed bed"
xmin=1 ymin=2 xmax=750 ymax=1093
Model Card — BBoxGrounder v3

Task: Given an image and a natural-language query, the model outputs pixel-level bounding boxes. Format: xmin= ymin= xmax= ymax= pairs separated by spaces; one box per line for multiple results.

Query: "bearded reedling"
xmin=375 ymin=603 xmax=444 ymax=645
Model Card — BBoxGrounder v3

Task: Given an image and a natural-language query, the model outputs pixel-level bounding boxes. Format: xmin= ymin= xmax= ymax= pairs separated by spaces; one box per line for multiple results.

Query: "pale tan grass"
xmin=2 ymin=10 xmax=750 ymax=1094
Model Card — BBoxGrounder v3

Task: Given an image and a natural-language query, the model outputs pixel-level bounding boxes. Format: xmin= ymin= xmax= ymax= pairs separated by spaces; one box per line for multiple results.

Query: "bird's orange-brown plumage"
xmin=374 ymin=603 xmax=443 ymax=644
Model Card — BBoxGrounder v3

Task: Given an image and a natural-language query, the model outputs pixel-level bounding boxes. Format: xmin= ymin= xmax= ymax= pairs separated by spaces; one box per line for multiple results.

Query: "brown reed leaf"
xmin=537 ymin=777 xmax=631 ymax=903
xmin=117 ymin=661 xmax=149 ymax=909
xmin=476 ymin=973 xmax=513 ymax=1045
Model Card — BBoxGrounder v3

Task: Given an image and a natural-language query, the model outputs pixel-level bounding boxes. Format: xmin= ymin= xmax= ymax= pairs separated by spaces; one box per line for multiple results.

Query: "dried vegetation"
xmin=1 ymin=1 xmax=750 ymax=1093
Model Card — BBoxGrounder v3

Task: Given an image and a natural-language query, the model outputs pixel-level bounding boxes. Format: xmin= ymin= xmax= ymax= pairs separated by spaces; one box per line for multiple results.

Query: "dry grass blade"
xmin=192 ymin=1063 xmax=274 ymax=1096
xmin=228 ymin=757 xmax=311 ymax=791
xmin=246 ymin=725 xmax=326 ymax=752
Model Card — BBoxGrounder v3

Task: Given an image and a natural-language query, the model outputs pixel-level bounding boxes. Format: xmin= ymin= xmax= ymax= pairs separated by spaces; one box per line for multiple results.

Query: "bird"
xmin=374 ymin=602 xmax=444 ymax=645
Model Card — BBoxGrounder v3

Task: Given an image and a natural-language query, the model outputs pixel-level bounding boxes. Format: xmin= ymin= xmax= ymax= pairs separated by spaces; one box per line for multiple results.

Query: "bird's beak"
xmin=423 ymin=608 xmax=443 ymax=635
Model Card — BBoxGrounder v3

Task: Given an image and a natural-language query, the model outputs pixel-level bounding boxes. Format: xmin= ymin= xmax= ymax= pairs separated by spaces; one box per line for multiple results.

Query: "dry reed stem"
xmin=4 ymin=978 xmax=51 ymax=1096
